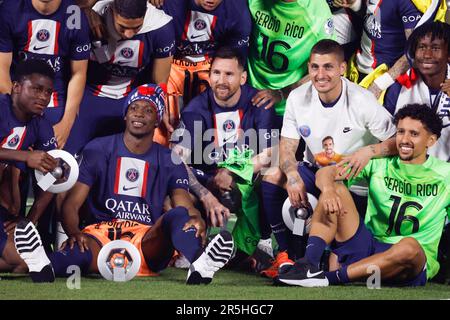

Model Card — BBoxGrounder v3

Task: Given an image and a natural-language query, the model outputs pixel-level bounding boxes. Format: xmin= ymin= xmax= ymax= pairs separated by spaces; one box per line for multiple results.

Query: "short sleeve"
xmin=168 ymin=155 xmax=189 ymax=192
xmin=152 ymin=20 xmax=176 ymax=58
xmin=69 ymin=7 xmax=91 ymax=60
xmin=77 ymin=140 xmax=105 ymax=187
xmin=280 ymin=94 xmax=300 ymax=139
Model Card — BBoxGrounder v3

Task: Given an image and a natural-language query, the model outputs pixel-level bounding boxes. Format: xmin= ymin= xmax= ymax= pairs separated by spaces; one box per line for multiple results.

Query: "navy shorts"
xmin=331 ymin=219 xmax=427 ymax=287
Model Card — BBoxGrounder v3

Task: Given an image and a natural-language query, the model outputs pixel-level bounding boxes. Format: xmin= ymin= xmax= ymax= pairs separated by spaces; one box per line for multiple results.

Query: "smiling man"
xmin=13 ymin=83 xmax=234 ymax=283
xmin=384 ymin=21 xmax=450 ymax=162
xmin=259 ymin=39 xmax=398 ymax=278
xmin=171 ymin=46 xmax=275 ymax=259
xmin=276 ymin=104 xmax=450 ymax=288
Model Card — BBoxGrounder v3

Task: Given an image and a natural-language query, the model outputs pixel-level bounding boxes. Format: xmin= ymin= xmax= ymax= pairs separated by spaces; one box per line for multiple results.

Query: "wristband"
xmin=373 ymin=73 xmax=395 ymax=91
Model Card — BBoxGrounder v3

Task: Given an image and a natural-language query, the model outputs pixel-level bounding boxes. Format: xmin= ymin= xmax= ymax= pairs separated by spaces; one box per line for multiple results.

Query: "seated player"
xmin=260 ymin=39 xmax=397 ymax=278
xmin=276 ymin=104 xmax=450 ymax=287
xmin=0 ymin=60 xmax=58 ymax=272
xmin=13 ymin=84 xmax=234 ymax=284
xmin=171 ymin=46 xmax=276 ymax=261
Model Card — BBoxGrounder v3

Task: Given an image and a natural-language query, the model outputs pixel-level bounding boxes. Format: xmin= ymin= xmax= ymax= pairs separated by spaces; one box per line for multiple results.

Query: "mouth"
xmin=399 ymin=144 xmax=414 ymax=153
xmin=216 ymin=86 xmax=229 ymax=93
xmin=34 ymin=102 xmax=47 ymax=111
xmin=314 ymin=79 xmax=330 ymax=85
xmin=418 ymin=61 xmax=438 ymax=68
xmin=131 ymin=120 xmax=145 ymax=128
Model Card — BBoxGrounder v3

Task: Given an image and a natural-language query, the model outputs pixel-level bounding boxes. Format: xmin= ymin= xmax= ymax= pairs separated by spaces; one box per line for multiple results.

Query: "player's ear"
xmin=241 ymin=70 xmax=247 ymax=85
xmin=340 ymin=61 xmax=347 ymax=76
xmin=12 ymin=81 xmax=21 ymax=94
xmin=426 ymin=133 xmax=438 ymax=148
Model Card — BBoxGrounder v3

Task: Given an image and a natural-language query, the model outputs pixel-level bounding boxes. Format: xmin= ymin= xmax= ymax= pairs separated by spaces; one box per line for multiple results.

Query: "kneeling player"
xmin=276 ymin=104 xmax=449 ymax=287
xmin=14 ymin=84 xmax=233 ymax=283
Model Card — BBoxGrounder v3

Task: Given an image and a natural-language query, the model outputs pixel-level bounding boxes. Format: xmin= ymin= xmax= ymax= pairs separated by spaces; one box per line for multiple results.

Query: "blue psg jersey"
xmin=356 ymin=0 xmax=421 ymax=74
xmin=87 ymin=1 xmax=176 ymax=99
xmin=173 ymin=84 xmax=275 ymax=172
xmin=0 ymin=94 xmax=57 ymax=169
xmin=0 ymin=0 xmax=91 ymax=107
xmin=78 ymin=134 xmax=189 ymax=225
xmin=162 ymin=0 xmax=251 ymax=61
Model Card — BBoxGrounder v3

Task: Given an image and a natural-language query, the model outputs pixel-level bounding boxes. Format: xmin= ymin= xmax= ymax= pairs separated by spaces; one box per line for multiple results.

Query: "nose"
xmin=317 ymin=67 xmax=326 ymax=78
xmin=422 ymin=47 xmax=433 ymax=59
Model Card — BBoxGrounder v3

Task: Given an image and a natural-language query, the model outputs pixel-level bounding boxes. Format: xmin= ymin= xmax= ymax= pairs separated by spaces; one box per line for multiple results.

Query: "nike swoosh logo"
xmin=223 ymin=134 xmax=237 ymax=143
xmin=116 ymin=60 xmax=128 ymax=65
xmin=307 ymin=270 xmax=323 ymax=278
xmin=190 ymin=34 xmax=206 ymax=40
xmin=33 ymin=45 xmax=49 ymax=51
xmin=122 ymin=186 xmax=138 ymax=191
xmin=343 ymin=128 xmax=352 ymax=133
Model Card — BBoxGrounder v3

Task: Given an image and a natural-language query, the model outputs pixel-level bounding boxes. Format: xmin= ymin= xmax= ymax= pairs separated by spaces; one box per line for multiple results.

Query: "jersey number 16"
xmin=386 ymin=195 xmax=422 ymax=236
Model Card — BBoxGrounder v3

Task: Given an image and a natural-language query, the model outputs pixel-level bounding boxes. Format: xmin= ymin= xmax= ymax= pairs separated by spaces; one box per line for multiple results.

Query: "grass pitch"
xmin=0 ymin=268 xmax=449 ymax=300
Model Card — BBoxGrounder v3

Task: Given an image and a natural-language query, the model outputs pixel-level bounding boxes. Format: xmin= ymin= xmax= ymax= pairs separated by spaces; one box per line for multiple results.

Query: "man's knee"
xmin=334 ymin=182 xmax=350 ymax=197
xmin=162 ymin=206 xmax=190 ymax=226
xmin=393 ymin=237 xmax=425 ymax=266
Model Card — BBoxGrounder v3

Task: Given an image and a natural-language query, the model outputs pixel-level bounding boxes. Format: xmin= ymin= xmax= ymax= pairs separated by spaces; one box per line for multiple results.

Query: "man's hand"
xmin=148 ymin=0 xmax=164 ymax=8
xmin=200 ymin=192 xmax=231 ymax=227
xmin=285 ymin=176 xmax=307 ymax=208
xmin=336 ymin=146 xmax=373 ymax=180
xmin=53 ymin=120 xmax=72 ymax=149
xmin=251 ymin=89 xmax=282 ymax=109
xmin=161 ymin=103 xmax=175 ymax=135
xmin=84 ymin=8 xmax=107 ymax=40
xmin=441 ymin=79 xmax=450 ymax=96
xmin=62 ymin=232 xmax=90 ymax=252
xmin=320 ymin=188 xmax=347 ymax=216
xmin=212 ymin=168 xmax=234 ymax=192
xmin=4 ymin=218 xmax=19 ymax=235
xmin=183 ymin=216 xmax=206 ymax=245
xmin=26 ymin=151 xmax=58 ymax=173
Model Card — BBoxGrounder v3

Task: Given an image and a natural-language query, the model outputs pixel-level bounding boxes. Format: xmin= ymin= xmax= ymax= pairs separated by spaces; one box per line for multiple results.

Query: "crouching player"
xmin=14 ymin=84 xmax=234 ymax=284
xmin=276 ymin=104 xmax=450 ymax=287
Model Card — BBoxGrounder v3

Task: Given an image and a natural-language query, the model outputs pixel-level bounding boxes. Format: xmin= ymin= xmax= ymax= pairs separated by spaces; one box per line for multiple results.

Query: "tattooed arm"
xmin=368 ymin=29 xmax=413 ymax=99
xmin=172 ymin=144 xmax=230 ymax=227
xmin=279 ymin=136 xmax=307 ymax=208
xmin=336 ymin=136 xmax=397 ymax=179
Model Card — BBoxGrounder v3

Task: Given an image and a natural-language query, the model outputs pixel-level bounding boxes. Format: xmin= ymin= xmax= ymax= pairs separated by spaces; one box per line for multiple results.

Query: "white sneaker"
xmin=186 ymin=230 xmax=234 ymax=285
xmin=14 ymin=219 xmax=55 ymax=283
xmin=257 ymin=238 xmax=274 ymax=258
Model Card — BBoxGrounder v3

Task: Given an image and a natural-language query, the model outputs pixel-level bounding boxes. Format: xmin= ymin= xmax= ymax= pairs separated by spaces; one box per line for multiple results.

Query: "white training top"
xmin=282 ymin=77 xmax=396 ymax=164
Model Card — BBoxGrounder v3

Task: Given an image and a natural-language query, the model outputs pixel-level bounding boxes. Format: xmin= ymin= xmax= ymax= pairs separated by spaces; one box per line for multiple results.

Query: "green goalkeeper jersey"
xmin=247 ymin=0 xmax=334 ymax=116
xmin=348 ymin=156 xmax=450 ymax=279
